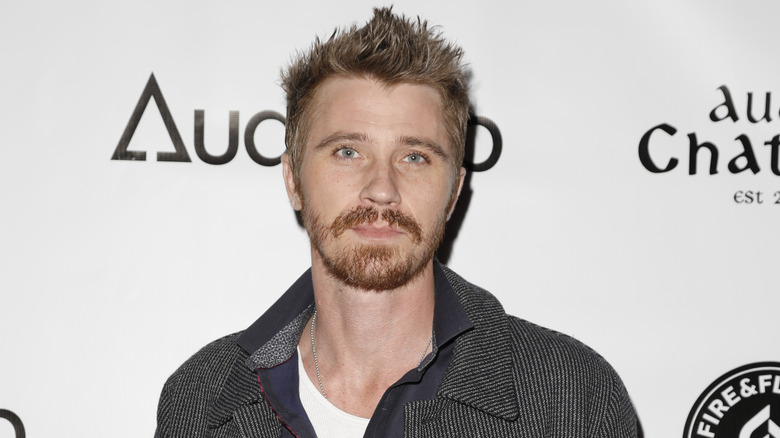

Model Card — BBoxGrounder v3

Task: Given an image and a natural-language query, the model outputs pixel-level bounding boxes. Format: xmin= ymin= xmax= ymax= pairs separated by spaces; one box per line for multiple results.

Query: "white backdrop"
xmin=2 ymin=1 xmax=779 ymax=437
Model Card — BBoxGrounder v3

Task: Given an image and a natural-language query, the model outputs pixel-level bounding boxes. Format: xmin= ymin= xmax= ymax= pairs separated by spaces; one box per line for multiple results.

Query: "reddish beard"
xmin=303 ymin=205 xmax=445 ymax=291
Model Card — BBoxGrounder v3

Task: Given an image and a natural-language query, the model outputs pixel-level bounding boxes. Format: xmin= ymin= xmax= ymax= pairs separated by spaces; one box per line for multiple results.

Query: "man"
xmin=155 ymin=7 xmax=637 ymax=438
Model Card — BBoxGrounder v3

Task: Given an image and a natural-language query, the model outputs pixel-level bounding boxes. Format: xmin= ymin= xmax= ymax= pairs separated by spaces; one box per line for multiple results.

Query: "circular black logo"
xmin=684 ymin=362 xmax=780 ymax=438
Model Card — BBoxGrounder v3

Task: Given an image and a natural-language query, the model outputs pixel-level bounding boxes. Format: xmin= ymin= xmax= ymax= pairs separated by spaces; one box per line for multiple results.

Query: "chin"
xmin=319 ymin=244 xmax=431 ymax=292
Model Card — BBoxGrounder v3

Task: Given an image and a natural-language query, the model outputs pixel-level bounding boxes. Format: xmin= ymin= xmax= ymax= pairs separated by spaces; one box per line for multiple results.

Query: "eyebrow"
xmin=398 ymin=136 xmax=449 ymax=160
xmin=312 ymin=132 xmax=369 ymax=151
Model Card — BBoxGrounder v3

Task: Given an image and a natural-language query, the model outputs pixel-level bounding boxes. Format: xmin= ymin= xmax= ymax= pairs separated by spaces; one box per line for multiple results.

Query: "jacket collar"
xmin=435 ymin=266 xmax=521 ymax=421
xmin=208 ymin=263 xmax=519 ymax=430
xmin=236 ymin=268 xmax=315 ymax=369
xmin=235 ymin=261 xmax=472 ymax=371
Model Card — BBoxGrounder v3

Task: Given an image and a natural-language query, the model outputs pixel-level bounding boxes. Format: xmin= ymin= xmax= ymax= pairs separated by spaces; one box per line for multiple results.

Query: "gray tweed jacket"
xmin=155 ymin=267 xmax=637 ymax=437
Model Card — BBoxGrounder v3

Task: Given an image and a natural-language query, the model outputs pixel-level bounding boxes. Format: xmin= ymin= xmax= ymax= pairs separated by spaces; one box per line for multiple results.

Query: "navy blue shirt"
xmin=236 ymin=262 xmax=473 ymax=438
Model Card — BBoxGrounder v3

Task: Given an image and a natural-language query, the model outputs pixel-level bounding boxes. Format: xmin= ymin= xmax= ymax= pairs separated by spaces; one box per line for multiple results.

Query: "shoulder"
xmin=441 ymin=266 xmax=637 ymax=436
xmin=507 ymin=315 xmax=612 ymax=372
xmin=160 ymin=332 xmax=245 ymax=401
xmin=506 ymin=314 xmax=624 ymax=391
xmin=505 ymin=316 xmax=637 ymax=436
xmin=442 ymin=265 xmax=625 ymax=386
xmin=155 ymin=333 xmax=249 ymax=437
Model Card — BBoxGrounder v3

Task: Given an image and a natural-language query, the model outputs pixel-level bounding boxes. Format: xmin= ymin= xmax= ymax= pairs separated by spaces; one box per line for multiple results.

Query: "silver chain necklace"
xmin=309 ymin=307 xmax=433 ymax=399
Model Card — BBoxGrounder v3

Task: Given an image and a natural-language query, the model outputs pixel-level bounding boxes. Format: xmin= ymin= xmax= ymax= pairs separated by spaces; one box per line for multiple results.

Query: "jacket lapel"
xmin=423 ymin=267 xmax=520 ymax=420
xmin=207 ymin=353 xmax=280 ymax=437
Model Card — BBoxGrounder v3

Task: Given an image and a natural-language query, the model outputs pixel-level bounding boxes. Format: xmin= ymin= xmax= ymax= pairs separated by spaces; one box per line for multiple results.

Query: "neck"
xmin=298 ymin=250 xmax=436 ymax=416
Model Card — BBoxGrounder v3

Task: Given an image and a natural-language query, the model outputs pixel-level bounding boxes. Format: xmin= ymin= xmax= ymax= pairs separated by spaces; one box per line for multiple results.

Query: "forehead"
xmin=305 ymin=76 xmax=448 ymax=149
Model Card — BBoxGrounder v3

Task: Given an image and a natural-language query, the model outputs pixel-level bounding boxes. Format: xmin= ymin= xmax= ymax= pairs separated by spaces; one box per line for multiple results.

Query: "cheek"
xmin=308 ymin=163 xmax=366 ymax=197
xmin=299 ymin=172 xmax=353 ymax=218
xmin=298 ymin=164 xmax=327 ymax=201
xmin=407 ymin=181 xmax=454 ymax=221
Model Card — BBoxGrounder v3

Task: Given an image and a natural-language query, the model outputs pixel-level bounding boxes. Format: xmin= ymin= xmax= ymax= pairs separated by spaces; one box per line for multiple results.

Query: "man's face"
xmin=282 ymin=76 xmax=465 ymax=291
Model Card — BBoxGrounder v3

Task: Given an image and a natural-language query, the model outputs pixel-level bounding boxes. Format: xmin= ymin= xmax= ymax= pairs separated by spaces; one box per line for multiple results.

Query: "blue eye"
xmin=404 ymin=153 xmax=425 ymax=163
xmin=336 ymin=148 xmax=359 ymax=158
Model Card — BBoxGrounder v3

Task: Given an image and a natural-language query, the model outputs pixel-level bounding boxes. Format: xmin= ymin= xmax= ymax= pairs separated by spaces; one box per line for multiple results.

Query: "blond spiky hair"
xmin=281 ymin=7 xmax=469 ymax=181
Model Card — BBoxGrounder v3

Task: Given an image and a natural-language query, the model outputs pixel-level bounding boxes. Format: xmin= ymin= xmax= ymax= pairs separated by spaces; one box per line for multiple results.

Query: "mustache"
xmin=330 ymin=206 xmax=422 ymax=243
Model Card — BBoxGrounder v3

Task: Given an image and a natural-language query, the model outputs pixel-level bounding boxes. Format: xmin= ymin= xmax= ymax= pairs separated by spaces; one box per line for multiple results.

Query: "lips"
xmin=330 ymin=206 xmax=422 ymax=243
xmin=351 ymin=223 xmax=405 ymax=240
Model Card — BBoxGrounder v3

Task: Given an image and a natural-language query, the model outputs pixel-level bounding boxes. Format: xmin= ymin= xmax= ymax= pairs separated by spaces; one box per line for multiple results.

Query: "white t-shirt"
xmin=297 ymin=348 xmax=371 ymax=438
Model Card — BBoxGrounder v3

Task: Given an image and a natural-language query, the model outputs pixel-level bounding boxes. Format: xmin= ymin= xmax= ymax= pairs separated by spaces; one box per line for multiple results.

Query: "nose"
xmin=360 ymin=159 xmax=401 ymax=206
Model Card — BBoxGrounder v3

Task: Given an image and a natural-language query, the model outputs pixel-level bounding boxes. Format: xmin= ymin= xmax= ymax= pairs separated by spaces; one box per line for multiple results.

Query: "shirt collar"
xmin=237 ymin=260 xmax=473 ymax=371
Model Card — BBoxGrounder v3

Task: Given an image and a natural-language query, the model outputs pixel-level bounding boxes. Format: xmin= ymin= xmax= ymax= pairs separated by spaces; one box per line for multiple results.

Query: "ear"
xmin=282 ymin=153 xmax=303 ymax=211
xmin=446 ymin=167 xmax=466 ymax=220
